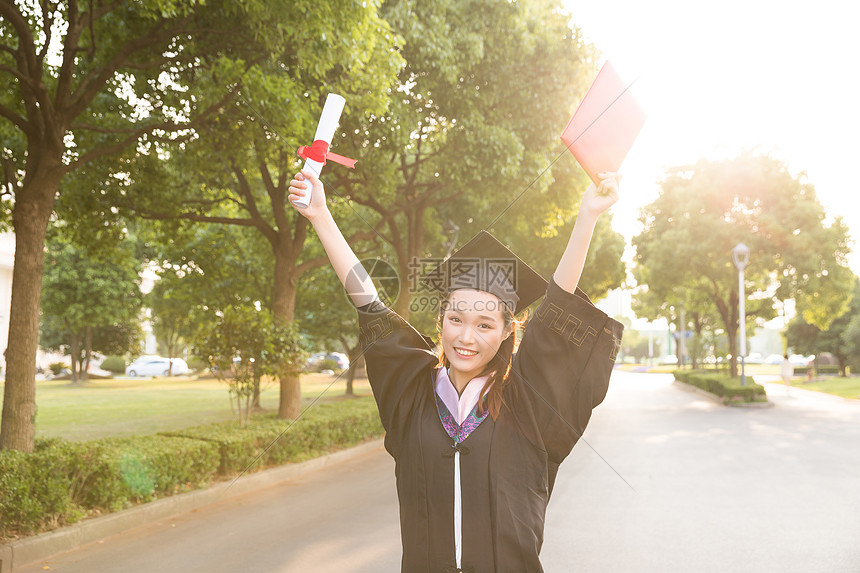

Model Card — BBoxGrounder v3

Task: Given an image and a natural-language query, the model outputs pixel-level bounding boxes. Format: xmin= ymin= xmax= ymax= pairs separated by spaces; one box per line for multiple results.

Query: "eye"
xmin=479 ymin=323 xmax=493 ymax=329
xmin=449 ymin=316 xmax=461 ymax=323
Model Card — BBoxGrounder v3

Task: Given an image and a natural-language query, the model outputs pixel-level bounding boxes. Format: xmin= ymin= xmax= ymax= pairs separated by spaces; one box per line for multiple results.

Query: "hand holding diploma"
xmin=292 ymin=93 xmax=355 ymax=208
xmin=289 ymin=170 xmax=328 ymax=222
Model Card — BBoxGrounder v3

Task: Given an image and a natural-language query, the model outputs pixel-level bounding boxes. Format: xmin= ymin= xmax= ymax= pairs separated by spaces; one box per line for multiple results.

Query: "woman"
xmin=289 ymin=169 xmax=623 ymax=573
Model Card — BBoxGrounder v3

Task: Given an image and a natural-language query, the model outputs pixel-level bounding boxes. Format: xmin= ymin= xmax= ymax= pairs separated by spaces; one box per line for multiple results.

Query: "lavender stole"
xmin=433 ymin=388 xmax=490 ymax=445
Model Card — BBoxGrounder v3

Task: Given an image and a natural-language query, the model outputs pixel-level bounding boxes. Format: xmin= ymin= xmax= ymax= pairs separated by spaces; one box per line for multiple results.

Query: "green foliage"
xmin=328 ymin=0 xmax=618 ymax=317
xmin=2 ymin=0 xmax=400 ymax=449
xmin=194 ymin=306 xmax=306 ymax=425
xmin=147 ymin=272 xmax=198 ymax=361
xmin=619 ymin=330 xmax=651 ymax=362
xmin=842 ymin=316 xmax=860 ymax=374
xmin=673 ymin=370 xmax=767 ymax=403
xmin=99 ymin=356 xmax=128 ymax=373
xmin=635 ymin=153 xmax=854 ymax=376
xmin=786 ymin=277 xmax=860 ymax=376
xmin=162 ymin=398 xmax=383 ymax=474
xmin=40 ymin=230 xmax=143 ymax=381
xmin=316 ymin=358 xmax=343 ymax=372
xmin=0 ymin=396 xmax=383 ymax=539
xmin=0 ymin=435 xmax=219 ymax=539
xmin=48 ymin=363 xmax=68 ymax=376
xmin=816 ymin=365 xmax=841 ymax=375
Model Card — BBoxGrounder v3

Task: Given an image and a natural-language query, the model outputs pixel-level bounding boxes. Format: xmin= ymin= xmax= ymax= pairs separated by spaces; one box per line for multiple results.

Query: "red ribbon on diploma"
xmin=297 ymin=140 xmax=356 ymax=169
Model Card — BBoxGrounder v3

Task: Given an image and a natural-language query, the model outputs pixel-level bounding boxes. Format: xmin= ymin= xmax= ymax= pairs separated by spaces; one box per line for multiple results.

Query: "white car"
xmin=788 ymin=354 xmax=812 ymax=367
xmin=125 ymin=356 xmax=190 ymax=377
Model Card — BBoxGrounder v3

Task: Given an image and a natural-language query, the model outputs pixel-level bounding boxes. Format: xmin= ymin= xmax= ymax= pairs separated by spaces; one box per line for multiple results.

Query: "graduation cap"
xmin=422 ymin=231 xmax=548 ymax=316
xmin=560 ymin=60 xmax=646 ymax=185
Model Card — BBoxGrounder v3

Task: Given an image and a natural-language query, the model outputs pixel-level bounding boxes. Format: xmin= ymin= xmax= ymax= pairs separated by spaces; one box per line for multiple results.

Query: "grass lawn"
xmin=793 ymin=377 xmax=860 ymax=400
xmin=0 ymin=372 xmax=373 ymax=442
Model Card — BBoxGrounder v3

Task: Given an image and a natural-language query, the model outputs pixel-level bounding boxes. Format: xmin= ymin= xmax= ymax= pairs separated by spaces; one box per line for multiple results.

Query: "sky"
xmin=561 ymin=0 xmax=860 ymax=274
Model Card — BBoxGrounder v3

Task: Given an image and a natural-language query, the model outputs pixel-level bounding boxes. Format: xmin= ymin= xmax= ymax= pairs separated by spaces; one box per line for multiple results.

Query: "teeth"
xmin=456 ymin=348 xmax=477 ymax=356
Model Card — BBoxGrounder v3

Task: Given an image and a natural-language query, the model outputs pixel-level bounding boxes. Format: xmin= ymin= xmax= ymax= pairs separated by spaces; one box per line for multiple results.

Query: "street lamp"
xmin=732 ymin=243 xmax=750 ymax=386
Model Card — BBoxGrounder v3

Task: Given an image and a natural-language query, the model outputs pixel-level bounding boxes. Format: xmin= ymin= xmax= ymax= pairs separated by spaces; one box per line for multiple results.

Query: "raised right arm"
xmin=288 ymin=170 xmax=379 ymax=308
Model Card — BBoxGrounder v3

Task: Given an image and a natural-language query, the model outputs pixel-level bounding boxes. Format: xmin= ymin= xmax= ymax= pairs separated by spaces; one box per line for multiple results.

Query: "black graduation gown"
xmin=357 ymin=276 xmax=623 ymax=573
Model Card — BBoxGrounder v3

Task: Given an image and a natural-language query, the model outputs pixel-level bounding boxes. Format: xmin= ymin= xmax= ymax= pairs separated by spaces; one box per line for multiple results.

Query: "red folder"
xmin=560 ymin=61 xmax=646 ymax=184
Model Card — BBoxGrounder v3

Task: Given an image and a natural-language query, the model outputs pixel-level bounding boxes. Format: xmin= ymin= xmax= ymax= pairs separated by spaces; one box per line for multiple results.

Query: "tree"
xmin=39 ymin=230 xmax=143 ymax=383
xmin=331 ymin=0 xmax=602 ymax=320
xmin=0 ymin=0 xmax=310 ymax=451
xmin=97 ymin=2 xmax=400 ymax=420
xmin=297 ymin=265 xmax=369 ymax=396
xmin=143 ymin=219 xmax=280 ymax=404
xmin=195 ymin=305 xmax=304 ymax=427
xmin=786 ymin=277 xmax=860 ymax=377
xmin=147 ymin=274 xmax=195 ymax=375
xmin=841 ymin=315 xmax=860 ymax=375
xmin=633 ymin=275 xmax=723 ymax=368
xmin=633 ymin=152 xmax=853 ymax=377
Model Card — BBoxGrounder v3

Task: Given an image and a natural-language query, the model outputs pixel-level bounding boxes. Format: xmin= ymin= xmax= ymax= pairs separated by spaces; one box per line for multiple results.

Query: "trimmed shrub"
xmin=0 ymin=435 xmax=219 ymax=539
xmin=673 ymin=370 xmax=767 ymax=403
xmin=187 ymin=356 xmax=208 ymax=372
xmin=0 ymin=443 xmax=85 ymax=538
xmin=100 ymin=356 xmax=127 ymax=373
xmin=316 ymin=358 xmax=342 ymax=372
xmin=0 ymin=396 xmax=383 ymax=541
xmin=48 ymin=362 xmax=67 ymax=376
xmin=161 ymin=397 xmax=383 ymax=476
xmin=816 ymin=365 xmax=841 ymax=375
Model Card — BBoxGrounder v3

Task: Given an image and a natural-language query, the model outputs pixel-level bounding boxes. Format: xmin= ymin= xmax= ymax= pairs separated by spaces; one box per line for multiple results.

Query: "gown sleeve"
xmin=509 ymin=275 xmax=624 ymax=465
xmin=356 ymin=300 xmax=439 ymax=457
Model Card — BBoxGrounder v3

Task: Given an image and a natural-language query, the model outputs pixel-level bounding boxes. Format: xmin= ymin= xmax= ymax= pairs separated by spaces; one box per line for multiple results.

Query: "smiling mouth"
xmin=454 ymin=347 xmax=478 ymax=357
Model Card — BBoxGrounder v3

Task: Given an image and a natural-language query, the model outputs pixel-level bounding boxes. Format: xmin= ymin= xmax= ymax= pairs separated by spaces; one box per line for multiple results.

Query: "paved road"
xmin=21 ymin=372 xmax=860 ymax=573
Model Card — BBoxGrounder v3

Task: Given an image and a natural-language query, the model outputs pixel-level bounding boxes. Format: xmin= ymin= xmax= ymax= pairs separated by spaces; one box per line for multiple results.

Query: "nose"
xmin=458 ymin=325 xmax=477 ymax=345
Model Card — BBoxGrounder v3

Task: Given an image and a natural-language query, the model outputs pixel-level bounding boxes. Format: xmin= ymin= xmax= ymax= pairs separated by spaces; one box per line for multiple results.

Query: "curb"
xmin=0 ymin=438 xmax=385 ymax=573
xmin=672 ymin=380 xmax=773 ymax=408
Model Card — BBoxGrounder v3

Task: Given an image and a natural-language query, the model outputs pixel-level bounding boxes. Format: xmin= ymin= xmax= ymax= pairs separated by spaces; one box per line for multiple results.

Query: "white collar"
xmin=434 ymin=366 xmax=492 ymax=425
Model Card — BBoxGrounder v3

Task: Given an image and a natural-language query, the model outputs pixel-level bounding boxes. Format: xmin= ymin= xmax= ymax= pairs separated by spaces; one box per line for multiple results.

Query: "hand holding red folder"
xmin=561 ymin=62 xmax=646 ymax=184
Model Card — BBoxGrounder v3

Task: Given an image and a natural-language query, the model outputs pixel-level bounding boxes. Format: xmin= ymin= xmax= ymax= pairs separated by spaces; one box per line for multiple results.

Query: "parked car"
xmin=764 ymin=354 xmax=785 ymax=365
xmin=304 ymin=352 xmax=349 ymax=372
xmin=745 ymin=352 xmax=763 ymax=364
xmin=788 ymin=354 xmax=812 ymax=366
xmin=126 ymin=356 xmax=190 ymax=377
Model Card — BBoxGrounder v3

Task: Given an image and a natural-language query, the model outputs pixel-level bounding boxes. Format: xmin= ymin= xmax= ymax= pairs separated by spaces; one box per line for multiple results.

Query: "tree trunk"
xmin=342 ymin=340 xmax=362 ymax=396
xmin=252 ymin=377 xmax=262 ymax=411
xmin=727 ymin=328 xmax=738 ymax=378
xmin=1 ymin=178 xmax=59 ymax=452
xmin=69 ymin=333 xmax=80 ymax=385
xmin=82 ymin=326 xmax=92 ymax=383
xmin=273 ymin=247 xmax=301 ymax=419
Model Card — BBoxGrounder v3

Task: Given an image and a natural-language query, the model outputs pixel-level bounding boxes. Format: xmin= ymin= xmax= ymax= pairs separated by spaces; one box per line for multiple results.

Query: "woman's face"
xmin=440 ymin=289 xmax=510 ymax=381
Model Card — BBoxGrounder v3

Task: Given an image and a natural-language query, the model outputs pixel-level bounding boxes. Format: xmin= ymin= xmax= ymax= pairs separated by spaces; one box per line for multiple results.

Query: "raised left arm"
xmin=553 ymin=172 xmax=621 ymax=294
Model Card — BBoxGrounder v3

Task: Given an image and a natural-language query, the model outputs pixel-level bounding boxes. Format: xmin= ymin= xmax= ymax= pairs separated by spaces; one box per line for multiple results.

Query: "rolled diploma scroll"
xmin=294 ymin=93 xmax=346 ymax=208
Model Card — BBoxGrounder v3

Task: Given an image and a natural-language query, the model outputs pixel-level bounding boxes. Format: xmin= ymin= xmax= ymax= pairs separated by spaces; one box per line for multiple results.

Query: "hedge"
xmin=99 ymin=355 xmax=127 ymax=373
xmin=0 ymin=397 xmax=383 ymax=541
xmin=161 ymin=398 xmax=383 ymax=475
xmin=673 ymin=370 xmax=767 ymax=403
xmin=795 ymin=365 xmax=842 ymax=376
xmin=0 ymin=435 xmax=219 ymax=539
